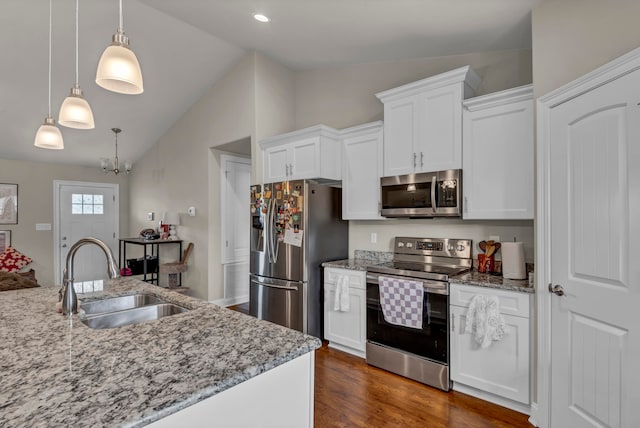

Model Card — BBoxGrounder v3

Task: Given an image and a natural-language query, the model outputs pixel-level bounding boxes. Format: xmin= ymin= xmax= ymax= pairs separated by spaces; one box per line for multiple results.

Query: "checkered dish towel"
xmin=378 ymin=276 xmax=423 ymax=329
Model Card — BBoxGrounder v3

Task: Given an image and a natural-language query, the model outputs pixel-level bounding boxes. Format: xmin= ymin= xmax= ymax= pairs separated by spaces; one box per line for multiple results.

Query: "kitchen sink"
xmin=79 ymin=293 xmax=166 ymax=316
xmin=80 ymin=303 xmax=189 ymax=329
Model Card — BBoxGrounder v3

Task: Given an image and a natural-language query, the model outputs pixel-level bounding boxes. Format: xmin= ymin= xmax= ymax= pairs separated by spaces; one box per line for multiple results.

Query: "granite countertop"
xmin=0 ymin=278 xmax=321 ymax=427
xmin=450 ymin=270 xmax=534 ymax=294
xmin=321 ymin=250 xmax=393 ymax=271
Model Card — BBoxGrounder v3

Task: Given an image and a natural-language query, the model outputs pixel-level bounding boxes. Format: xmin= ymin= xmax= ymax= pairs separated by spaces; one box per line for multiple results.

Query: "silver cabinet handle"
xmin=289 ymin=163 xmax=293 ymax=176
xmin=548 ymin=283 xmax=565 ymax=296
xmin=285 ymin=164 xmax=289 ymax=176
xmin=451 ymin=314 xmax=455 ymax=332
xmin=420 ymin=152 xmax=424 ymax=167
xmin=62 ymin=244 xmax=67 ymax=248
xmin=413 ymin=152 xmax=417 ymax=168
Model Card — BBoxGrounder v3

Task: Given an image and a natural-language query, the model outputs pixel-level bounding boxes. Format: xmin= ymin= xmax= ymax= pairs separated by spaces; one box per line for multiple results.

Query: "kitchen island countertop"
xmin=0 ymin=278 xmax=320 ymax=427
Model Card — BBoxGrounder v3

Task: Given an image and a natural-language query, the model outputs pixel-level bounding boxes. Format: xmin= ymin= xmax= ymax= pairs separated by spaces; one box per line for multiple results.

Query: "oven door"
xmin=366 ymin=273 xmax=449 ymax=364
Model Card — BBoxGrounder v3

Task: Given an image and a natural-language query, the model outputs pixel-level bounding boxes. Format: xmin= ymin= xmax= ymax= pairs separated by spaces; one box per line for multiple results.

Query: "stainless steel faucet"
xmin=61 ymin=237 xmax=120 ymax=315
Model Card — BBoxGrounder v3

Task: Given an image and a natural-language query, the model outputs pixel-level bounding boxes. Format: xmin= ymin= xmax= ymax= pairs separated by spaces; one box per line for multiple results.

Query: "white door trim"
xmin=53 ymin=180 xmax=119 ymax=285
xmin=219 ymin=153 xmax=251 ymax=264
xmin=535 ymin=46 xmax=640 ymax=428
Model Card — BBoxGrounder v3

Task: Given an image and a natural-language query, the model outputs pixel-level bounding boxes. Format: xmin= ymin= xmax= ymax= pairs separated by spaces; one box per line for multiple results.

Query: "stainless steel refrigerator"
xmin=249 ymin=180 xmax=348 ymax=338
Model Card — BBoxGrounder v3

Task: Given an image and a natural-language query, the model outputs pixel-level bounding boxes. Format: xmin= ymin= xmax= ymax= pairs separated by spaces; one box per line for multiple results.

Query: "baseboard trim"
xmin=451 ymin=382 xmax=532 ymax=417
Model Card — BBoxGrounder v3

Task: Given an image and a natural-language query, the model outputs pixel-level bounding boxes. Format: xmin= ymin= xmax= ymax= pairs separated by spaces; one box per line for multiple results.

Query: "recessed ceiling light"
xmin=253 ymin=13 xmax=270 ymax=23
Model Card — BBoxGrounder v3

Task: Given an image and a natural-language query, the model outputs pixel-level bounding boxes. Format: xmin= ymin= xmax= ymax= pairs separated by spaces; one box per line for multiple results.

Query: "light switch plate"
xmin=147 ymin=212 xmax=154 ymax=221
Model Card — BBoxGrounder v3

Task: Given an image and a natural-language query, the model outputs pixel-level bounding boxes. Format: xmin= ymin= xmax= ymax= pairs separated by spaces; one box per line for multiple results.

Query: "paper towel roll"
xmin=502 ymin=242 xmax=526 ymax=279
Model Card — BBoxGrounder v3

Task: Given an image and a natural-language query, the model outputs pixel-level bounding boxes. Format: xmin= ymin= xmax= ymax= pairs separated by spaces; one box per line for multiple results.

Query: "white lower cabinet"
xmin=323 ymin=267 xmax=366 ymax=358
xmin=449 ymin=283 xmax=532 ymax=413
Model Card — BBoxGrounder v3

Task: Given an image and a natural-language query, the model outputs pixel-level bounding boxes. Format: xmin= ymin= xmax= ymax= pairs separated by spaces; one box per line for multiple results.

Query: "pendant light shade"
xmin=35 ymin=0 xmax=64 ymax=150
xmin=59 ymin=0 xmax=94 ymax=129
xmin=59 ymin=86 xmax=95 ymax=129
xmin=96 ymin=0 xmax=143 ymax=95
xmin=35 ymin=117 xmax=64 ymax=150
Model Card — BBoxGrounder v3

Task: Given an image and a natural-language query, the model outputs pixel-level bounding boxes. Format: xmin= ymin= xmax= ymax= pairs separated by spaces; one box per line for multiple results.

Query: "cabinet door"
xmin=450 ymin=305 xmax=530 ymax=404
xmin=382 ymin=96 xmax=417 ymax=176
xmin=416 ymin=83 xmax=463 ymax=172
xmin=324 ymin=284 xmax=366 ymax=356
xmin=463 ymin=98 xmax=534 ymax=219
xmin=289 ymin=137 xmax=320 ymax=179
xmin=263 ymin=145 xmax=290 ymax=182
xmin=342 ymin=128 xmax=384 ymax=220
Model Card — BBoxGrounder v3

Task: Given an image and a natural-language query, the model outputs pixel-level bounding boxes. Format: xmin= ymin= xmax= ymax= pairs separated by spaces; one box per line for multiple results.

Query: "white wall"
xmin=0 ymin=158 xmax=129 ymax=285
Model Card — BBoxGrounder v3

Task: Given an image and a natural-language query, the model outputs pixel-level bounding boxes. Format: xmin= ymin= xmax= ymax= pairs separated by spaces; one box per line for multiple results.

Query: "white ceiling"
xmin=0 ymin=0 xmax=540 ymax=169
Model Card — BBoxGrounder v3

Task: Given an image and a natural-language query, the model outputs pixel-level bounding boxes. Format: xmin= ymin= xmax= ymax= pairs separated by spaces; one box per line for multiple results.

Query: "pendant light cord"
xmin=48 ymin=0 xmax=52 ymax=116
xmin=119 ymin=0 xmax=123 ymax=31
xmin=75 ymin=0 xmax=79 ymax=85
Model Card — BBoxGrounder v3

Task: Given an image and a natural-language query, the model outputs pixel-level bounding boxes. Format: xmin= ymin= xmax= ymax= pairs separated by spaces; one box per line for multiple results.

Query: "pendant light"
xmin=95 ymin=0 xmax=143 ymax=95
xmin=35 ymin=0 xmax=64 ymax=150
xmin=59 ymin=0 xmax=94 ymax=129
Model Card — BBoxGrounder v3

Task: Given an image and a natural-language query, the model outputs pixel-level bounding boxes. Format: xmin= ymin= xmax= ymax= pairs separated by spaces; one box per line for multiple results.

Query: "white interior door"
xmin=55 ymin=181 xmax=119 ymax=287
xmin=546 ymin=66 xmax=640 ymax=427
xmin=220 ymin=154 xmax=251 ymax=305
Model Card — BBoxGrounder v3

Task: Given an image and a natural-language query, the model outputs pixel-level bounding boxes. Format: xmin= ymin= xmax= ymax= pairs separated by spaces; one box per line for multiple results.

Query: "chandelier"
xmin=101 ymin=128 xmax=131 ymax=175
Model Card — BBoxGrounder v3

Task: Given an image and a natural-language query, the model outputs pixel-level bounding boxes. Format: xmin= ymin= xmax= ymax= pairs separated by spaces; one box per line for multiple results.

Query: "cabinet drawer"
xmin=324 ymin=268 xmax=365 ymax=290
xmin=450 ymin=283 xmax=530 ymax=318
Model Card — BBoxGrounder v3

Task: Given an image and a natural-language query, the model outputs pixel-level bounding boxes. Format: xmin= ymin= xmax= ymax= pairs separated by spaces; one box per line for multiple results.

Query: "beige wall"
xmin=254 ymin=53 xmax=297 ymax=182
xmin=130 ymin=53 xmax=257 ymax=300
xmin=294 ymin=49 xmax=534 ymax=256
xmin=130 ymin=52 xmax=297 ymax=301
xmin=294 ymin=49 xmax=532 ymax=130
xmin=532 ymin=0 xmax=640 ymax=97
xmin=0 ymin=158 xmax=129 ymax=285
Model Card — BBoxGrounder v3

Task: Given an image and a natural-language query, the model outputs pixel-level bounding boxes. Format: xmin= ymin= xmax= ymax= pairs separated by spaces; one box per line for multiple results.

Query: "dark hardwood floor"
xmin=315 ymin=344 xmax=531 ymax=428
xmin=227 ymin=304 xmax=530 ymax=427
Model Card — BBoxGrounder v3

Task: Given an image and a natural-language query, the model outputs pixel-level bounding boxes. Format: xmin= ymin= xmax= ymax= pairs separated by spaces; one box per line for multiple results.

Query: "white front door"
xmin=55 ymin=181 xmax=119 ymax=286
xmin=545 ymin=65 xmax=640 ymax=427
xmin=220 ymin=154 xmax=251 ymax=305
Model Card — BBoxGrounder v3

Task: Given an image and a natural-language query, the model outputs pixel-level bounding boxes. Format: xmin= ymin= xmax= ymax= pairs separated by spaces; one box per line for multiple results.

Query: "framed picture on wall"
xmin=0 ymin=230 xmax=11 ymax=252
xmin=0 ymin=183 xmax=18 ymax=224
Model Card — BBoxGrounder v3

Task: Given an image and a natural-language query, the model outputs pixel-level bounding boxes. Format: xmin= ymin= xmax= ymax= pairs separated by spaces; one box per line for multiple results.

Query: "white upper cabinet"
xmin=261 ymin=125 xmax=342 ymax=183
xmin=376 ymin=66 xmax=481 ymax=176
xmin=462 ymin=85 xmax=534 ymax=220
xmin=340 ymin=121 xmax=385 ymax=220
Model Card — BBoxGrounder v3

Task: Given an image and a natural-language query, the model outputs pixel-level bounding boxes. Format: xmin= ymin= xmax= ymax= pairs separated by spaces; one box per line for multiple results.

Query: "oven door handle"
xmin=431 ymin=175 xmax=437 ymax=214
xmin=366 ymin=273 xmax=448 ymax=295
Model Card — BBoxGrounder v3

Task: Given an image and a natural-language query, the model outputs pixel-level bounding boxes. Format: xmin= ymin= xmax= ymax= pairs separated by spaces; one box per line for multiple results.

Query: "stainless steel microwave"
xmin=380 ymin=169 xmax=462 ymax=218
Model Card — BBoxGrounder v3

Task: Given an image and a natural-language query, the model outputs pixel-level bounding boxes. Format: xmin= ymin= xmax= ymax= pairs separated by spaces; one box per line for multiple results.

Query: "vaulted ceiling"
xmin=0 ymin=0 xmax=540 ymax=168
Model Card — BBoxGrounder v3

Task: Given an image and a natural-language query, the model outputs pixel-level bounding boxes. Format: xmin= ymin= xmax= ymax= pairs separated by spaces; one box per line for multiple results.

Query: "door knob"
xmin=548 ymin=283 xmax=565 ymax=296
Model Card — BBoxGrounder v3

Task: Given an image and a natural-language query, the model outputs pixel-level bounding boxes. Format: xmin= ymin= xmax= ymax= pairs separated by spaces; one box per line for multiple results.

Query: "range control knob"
xmin=397 ymin=242 xmax=405 ymax=247
xmin=406 ymin=242 xmax=413 ymax=248
xmin=457 ymin=244 xmax=466 ymax=251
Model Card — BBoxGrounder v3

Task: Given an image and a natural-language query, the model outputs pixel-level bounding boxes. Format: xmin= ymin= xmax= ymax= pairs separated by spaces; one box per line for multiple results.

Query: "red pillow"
xmin=0 ymin=247 xmax=33 ymax=273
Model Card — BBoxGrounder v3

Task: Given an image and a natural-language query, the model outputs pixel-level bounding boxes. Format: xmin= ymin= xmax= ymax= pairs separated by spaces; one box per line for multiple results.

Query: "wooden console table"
xmin=119 ymin=238 xmax=183 ymax=286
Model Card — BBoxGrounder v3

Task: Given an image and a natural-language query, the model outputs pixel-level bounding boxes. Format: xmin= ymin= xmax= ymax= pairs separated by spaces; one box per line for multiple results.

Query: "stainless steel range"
xmin=366 ymin=237 xmax=472 ymax=391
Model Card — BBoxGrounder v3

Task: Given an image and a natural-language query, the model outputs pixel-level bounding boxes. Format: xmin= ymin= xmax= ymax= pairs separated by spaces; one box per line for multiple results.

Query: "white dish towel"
xmin=333 ymin=275 xmax=350 ymax=312
xmin=464 ymin=295 xmax=506 ymax=349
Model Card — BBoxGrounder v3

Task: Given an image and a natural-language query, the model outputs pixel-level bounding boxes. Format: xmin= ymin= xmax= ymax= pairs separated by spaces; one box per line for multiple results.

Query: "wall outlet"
xmin=187 ymin=206 xmax=196 ymax=217
xmin=370 ymin=232 xmax=377 ymax=244
xmin=489 ymin=235 xmax=500 ymax=243
xmin=147 ymin=212 xmax=154 ymax=221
